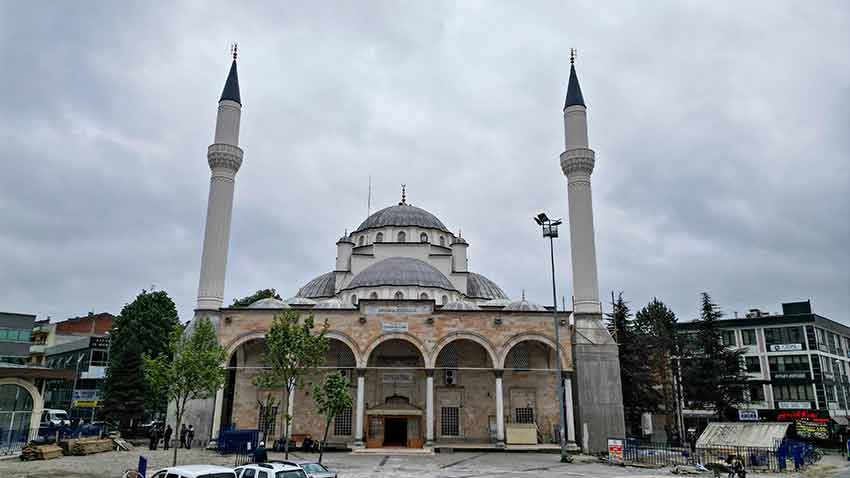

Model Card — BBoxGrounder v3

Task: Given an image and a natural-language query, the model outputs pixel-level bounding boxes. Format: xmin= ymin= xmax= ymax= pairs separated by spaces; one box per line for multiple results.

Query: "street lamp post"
xmin=534 ymin=212 xmax=570 ymax=463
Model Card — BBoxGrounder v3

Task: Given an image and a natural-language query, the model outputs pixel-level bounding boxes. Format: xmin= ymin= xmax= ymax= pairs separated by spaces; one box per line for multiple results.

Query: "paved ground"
xmin=1 ymin=448 xmax=848 ymax=478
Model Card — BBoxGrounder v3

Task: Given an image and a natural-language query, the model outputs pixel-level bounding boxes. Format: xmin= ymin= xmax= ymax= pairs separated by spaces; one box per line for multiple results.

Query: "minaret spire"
xmin=220 ymin=43 xmax=241 ymax=105
xmin=564 ymin=49 xmax=585 ymax=110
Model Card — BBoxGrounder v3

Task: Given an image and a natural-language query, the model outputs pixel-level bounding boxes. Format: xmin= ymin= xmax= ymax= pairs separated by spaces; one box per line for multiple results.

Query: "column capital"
xmin=493 ymin=369 xmax=504 ymax=378
xmin=561 ymin=371 xmax=572 ymax=380
xmin=356 ymin=368 xmax=367 ymax=378
xmin=425 ymin=368 xmax=435 ymax=378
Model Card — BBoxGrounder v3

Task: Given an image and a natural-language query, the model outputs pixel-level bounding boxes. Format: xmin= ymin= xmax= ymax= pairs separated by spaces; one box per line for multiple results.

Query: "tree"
xmin=230 ymin=288 xmax=282 ymax=307
xmin=312 ymin=371 xmax=353 ymax=464
xmin=102 ymin=290 xmax=180 ymax=428
xmin=257 ymin=393 xmax=280 ymax=443
xmin=144 ymin=317 xmax=226 ymax=466
xmin=253 ymin=310 xmax=329 ymax=459
xmin=680 ymin=292 xmax=748 ymax=420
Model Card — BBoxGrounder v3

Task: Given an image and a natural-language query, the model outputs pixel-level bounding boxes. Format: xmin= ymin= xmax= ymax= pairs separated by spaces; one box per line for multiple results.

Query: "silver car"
xmin=298 ymin=462 xmax=336 ymax=478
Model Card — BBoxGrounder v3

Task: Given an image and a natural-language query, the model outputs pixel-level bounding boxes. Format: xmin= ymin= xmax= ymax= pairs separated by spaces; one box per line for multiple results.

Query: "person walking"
xmin=149 ymin=425 xmax=159 ymax=451
xmin=186 ymin=425 xmax=195 ymax=450
xmin=180 ymin=424 xmax=187 ymax=448
xmin=163 ymin=424 xmax=173 ymax=450
xmin=253 ymin=441 xmax=268 ymax=463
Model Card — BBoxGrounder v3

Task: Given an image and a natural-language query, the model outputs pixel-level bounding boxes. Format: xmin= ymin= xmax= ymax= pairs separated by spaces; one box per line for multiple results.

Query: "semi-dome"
xmin=504 ymin=298 xmax=547 ymax=312
xmin=354 ymin=204 xmax=449 ymax=233
xmin=466 ymin=272 xmax=508 ymax=300
xmin=247 ymin=298 xmax=290 ymax=309
xmin=344 ymin=257 xmax=456 ymax=291
xmin=440 ymin=300 xmax=482 ymax=311
xmin=297 ymin=272 xmax=336 ymax=298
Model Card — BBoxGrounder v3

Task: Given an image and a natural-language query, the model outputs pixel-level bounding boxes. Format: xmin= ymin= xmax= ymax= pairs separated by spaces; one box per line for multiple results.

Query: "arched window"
xmin=351 ymin=295 xmax=357 ymax=305
xmin=442 ymin=295 xmax=448 ymax=305
xmin=420 ymin=233 xmax=428 ymax=243
xmin=370 ymin=292 xmax=378 ymax=300
xmin=394 ymin=291 xmax=404 ymax=300
xmin=0 ymin=384 xmax=33 ymax=435
xmin=358 ymin=236 xmax=365 ymax=246
xmin=375 ymin=232 xmax=383 ymax=243
xmin=439 ymin=236 xmax=445 ymax=246
xmin=420 ymin=292 xmax=429 ymax=300
xmin=397 ymin=231 xmax=406 ymax=243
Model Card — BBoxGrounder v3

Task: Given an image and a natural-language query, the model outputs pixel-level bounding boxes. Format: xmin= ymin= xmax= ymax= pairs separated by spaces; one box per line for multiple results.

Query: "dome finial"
xmin=570 ymin=47 xmax=576 ymax=65
xmin=399 ymin=184 xmax=407 ymax=205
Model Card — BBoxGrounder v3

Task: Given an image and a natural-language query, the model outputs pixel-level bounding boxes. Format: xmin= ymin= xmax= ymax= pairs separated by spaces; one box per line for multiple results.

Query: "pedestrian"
xmin=180 ymin=424 xmax=187 ymax=448
xmin=163 ymin=425 xmax=173 ymax=450
xmin=149 ymin=425 xmax=159 ymax=451
xmin=186 ymin=425 xmax=195 ymax=450
xmin=253 ymin=441 xmax=268 ymax=463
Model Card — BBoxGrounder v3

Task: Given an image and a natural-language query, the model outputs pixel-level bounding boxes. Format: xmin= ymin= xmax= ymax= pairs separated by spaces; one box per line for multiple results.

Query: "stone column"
xmin=210 ymin=386 xmax=225 ymax=441
xmin=354 ymin=368 xmax=366 ymax=447
xmin=563 ymin=373 xmax=578 ymax=450
xmin=425 ymin=369 xmax=434 ymax=446
xmin=495 ymin=369 xmax=505 ymax=447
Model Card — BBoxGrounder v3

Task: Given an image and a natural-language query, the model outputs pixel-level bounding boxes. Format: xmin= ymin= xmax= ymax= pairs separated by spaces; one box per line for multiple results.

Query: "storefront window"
xmin=0 ymin=384 xmax=33 ymax=445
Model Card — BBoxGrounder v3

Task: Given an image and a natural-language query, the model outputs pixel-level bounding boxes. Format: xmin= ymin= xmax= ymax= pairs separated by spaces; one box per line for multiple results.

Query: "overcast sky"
xmin=1 ymin=1 xmax=848 ymax=325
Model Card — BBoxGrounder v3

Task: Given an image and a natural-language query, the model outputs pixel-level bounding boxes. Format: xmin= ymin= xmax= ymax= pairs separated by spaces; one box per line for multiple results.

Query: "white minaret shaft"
xmin=197 ymin=57 xmax=243 ymax=310
xmin=560 ymin=56 xmax=601 ymax=314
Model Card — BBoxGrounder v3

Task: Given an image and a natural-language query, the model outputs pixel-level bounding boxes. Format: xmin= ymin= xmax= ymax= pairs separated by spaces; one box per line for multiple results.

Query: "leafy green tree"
xmin=144 ymin=318 xmax=226 ymax=466
xmin=312 ymin=372 xmax=353 ymax=464
xmin=681 ymin=292 xmax=748 ymax=420
xmin=102 ymin=290 xmax=180 ymax=428
xmin=254 ymin=310 xmax=329 ymax=458
xmin=634 ymin=298 xmax=681 ymax=439
xmin=230 ymin=288 xmax=282 ymax=307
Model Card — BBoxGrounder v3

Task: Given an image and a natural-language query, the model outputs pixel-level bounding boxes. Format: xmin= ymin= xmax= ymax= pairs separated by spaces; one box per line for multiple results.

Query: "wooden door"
xmin=366 ymin=416 xmax=383 ymax=448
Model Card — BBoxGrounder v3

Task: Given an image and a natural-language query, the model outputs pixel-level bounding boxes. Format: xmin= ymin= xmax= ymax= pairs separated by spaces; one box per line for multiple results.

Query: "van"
xmin=41 ymin=409 xmax=71 ymax=426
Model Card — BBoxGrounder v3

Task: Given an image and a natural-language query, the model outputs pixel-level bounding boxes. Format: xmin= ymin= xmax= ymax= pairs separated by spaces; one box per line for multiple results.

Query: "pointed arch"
xmin=428 ymin=332 xmax=498 ymax=369
xmin=364 ymin=333 xmax=430 ymax=368
xmin=325 ymin=330 xmax=364 ymax=368
xmin=499 ymin=332 xmax=569 ymax=370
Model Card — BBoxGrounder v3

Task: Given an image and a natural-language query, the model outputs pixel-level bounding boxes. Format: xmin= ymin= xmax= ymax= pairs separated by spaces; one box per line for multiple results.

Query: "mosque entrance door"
xmin=383 ymin=417 xmax=407 ymax=447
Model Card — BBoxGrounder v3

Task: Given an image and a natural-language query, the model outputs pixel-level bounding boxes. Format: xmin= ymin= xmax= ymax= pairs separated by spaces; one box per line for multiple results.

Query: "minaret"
xmin=196 ymin=46 xmax=243 ymax=310
xmin=561 ymin=50 xmax=625 ymax=453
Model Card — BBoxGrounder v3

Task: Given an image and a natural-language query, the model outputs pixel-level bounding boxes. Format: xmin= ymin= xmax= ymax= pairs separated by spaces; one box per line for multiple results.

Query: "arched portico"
xmin=325 ymin=331 xmax=363 ymax=368
xmin=429 ymin=332 xmax=498 ymax=369
xmin=0 ymin=378 xmax=42 ymax=441
xmin=499 ymin=332 xmax=569 ymax=370
xmin=364 ymin=333 xmax=429 ymax=367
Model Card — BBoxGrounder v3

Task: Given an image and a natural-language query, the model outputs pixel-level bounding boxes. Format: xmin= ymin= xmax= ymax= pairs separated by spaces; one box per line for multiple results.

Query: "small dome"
xmin=344 ymin=257 xmax=456 ymax=291
xmin=247 ymin=298 xmax=290 ymax=309
xmin=286 ymin=297 xmax=317 ymax=306
xmin=297 ymin=272 xmax=336 ymax=299
xmin=467 ymin=272 xmax=509 ymax=300
xmin=504 ymin=298 xmax=547 ymax=312
xmin=355 ymin=204 xmax=449 ymax=233
xmin=440 ymin=300 xmax=482 ymax=311
xmin=480 ymin=298 xmax=512 ymax=308
xmin=314 ymin=298 xmax=356 ymax=310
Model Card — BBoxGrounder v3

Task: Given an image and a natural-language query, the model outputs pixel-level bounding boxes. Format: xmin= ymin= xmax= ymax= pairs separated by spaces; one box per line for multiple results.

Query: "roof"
xmin=504 ymin=298 xmax=547 ymax=312
xmin=220 ymin=60 xmax=241 ymax=105
xmin=247 ymin=298 xmax=290 ymax=309
xmin=466 ymin=272 xmax=509 ymax=300
xmin=696 ymin=422 xmax=790 ymax=449
xmin=154 ymin=465 xmax=236 ymax=477
xmin=480 ymin=298 xmax=512 ymax=308
xmin=314 ymin=298 xmax=356 ymax=310
xmin=440 ymin=300 xmax=482 ymax=311
xmin=297 ymin=271 xmax=336 ymax=298
xmin=564 ymin=63 xmax=585 ymax=109
xmin=344 ymin=257 xmax=456 ymax=291
xmin=354 ymin=204 xmax=449 ymax=233
xmin=0 ymin=363 xmax=74 ymax=380
xmin=676 ymin=313 xmax=850 ymax=336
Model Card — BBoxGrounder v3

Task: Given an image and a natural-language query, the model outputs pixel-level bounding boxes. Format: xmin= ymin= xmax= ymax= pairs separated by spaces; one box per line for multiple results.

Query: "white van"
xmin=149 ymin=465 xmax=237 ymax=478
xmin=41 ymin=409 xmax=70 ymax=426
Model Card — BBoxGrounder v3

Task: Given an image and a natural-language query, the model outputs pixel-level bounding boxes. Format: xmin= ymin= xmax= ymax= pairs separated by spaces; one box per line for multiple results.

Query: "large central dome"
xmin=354 ymin=204 xmax=449 ymax=233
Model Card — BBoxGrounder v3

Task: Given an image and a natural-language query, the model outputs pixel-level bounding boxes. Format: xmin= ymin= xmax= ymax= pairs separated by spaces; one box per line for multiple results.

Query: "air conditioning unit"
xmin=444 ymin=369 xmax=457 ymax=386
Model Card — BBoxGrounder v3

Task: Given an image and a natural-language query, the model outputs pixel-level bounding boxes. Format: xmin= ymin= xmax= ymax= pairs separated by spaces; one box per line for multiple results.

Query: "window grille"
xmin=394 ymin=291 xmax=404 ymax=300
xmin=436 ymin=342 xmax=458 ymax=368
xmin=441 ymin=407 xmax=459 ymax=436
xmin=507 ymin=343 xmax=531 ymax=370
xmin=334 ymin=407 xmax=352 ymax=436
xmin=257 ymin=405 xmax=278 ymax=436
xmin=514 ymin=407 xmax=535 ymax=424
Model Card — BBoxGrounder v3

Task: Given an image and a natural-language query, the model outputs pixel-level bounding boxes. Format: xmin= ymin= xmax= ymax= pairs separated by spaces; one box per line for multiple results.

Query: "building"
xmin=29 ymin=313 xmax=114 ymax=366
xmin=178 ymin=51 xmax=624 ymax=453
xmin=676 ymin=300 xmax=850 ymax=436
xmin=42 ymin=335 xmax=110 ymax=420
xmin=0 ymin=312 xmax=36 ymax=365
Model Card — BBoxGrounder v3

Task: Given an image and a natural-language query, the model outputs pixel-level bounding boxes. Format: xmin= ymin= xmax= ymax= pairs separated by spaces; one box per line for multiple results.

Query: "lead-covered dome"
xmin=354 ymin=204 xmax=449 ymax=233
xmin=344 ymin=257 xmax=456 ymax=291
xmin=297 ymin=272 xmax=336 ymax=299
xmin=467 ymin=272 xmax=508 ymax=300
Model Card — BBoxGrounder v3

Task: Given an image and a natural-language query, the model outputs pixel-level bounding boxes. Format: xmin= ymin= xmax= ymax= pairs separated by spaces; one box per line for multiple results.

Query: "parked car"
xmin=298 ymin=462 xmax=337 ymax=478
xmin=149 ymin=465 xmax=237 ymax=478
xmin=234 ymin=462 xmax=307 ymax=478
xmin=41 ymin=409 xmax=71 ymax=426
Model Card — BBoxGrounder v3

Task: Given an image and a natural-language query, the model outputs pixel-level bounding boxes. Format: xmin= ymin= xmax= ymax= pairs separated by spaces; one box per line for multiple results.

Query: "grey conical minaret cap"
xmin=220 ymin=60 xmax=241 ymax=105
xmin=563 ymin=63 xmax=585 ymax=109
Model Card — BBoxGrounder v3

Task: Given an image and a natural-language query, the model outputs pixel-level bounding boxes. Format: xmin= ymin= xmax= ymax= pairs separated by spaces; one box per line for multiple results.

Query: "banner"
xmin=607 ymin=438 xmax=624 ymax=464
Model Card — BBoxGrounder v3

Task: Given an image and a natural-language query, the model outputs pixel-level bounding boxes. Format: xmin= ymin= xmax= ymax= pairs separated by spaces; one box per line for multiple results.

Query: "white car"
xmin=41 ymin=409 xmax=70 ymax=426
xmin=149 ymin=465 xmax=238 ymax=478
xmin=234 ymin=462 xmax=307 ymax=478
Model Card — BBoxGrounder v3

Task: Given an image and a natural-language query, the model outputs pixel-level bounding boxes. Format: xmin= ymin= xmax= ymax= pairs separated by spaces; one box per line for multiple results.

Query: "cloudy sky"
xmin=1 ymin=1 xmax=848 ymax=324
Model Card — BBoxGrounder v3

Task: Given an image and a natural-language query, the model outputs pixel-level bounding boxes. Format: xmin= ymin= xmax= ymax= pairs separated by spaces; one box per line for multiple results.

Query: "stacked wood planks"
xmin=20 ymin=443 xmax=64 ymax=460
xmin=60 ymin=437 xmax=114 ymax=455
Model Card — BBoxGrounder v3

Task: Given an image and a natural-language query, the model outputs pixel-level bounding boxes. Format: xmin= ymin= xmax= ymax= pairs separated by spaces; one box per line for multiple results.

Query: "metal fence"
xmin=1 ymin=425 xmax=106 ymax=456
xmin=613 ymin=437 xmax=818 ymax=472
xmin=0 ymin=428 xmax=34 ymax=456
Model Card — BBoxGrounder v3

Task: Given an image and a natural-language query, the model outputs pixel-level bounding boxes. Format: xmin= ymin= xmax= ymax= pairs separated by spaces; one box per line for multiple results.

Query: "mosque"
xmin=180 ymin=49 xmax=625 ymax=453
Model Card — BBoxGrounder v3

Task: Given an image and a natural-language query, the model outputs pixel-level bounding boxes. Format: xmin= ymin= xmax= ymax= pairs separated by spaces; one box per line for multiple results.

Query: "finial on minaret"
xmin=570 ymin=48 xmax=576 ymax=65
xmin=522 ymin=289 xmax=526 ymax=301
xmin=399 ymin=184 xmax=407 ymax=205
xmin=231 ymin=42 xmax=238 ymax=61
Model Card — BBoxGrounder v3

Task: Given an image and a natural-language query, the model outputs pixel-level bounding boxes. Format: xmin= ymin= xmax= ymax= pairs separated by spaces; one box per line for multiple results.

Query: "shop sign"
xmin=775 ymin=410 xmax=829 ymax=422
xmin=738 ymin=410 xmax=759 ymax=421
xmin=772 ymin=372 xmax=808 ymax=380
xmin=381 ymin=322 xmax=408 ymax=333
xmin=778 ymin=401 xmax=811 ymax=410
xmin=72 ymin=389 xmax=101 ymax=401
xmin=796 ymin=420 xmax=830 ymax=440
xmin=607 ymin=438 xmax=624 ymax=464
xmin=770 ymin=344 xmax=803 ymax=352
xmin=73 ymin=400 xmax=100 ymax=408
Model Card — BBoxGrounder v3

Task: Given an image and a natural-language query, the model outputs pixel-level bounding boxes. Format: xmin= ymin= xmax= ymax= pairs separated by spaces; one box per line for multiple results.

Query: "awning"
xmin=833 ymin=416 xmax=849 ymax=426
xmin=696 ymin=422 xmax=790 ymax=449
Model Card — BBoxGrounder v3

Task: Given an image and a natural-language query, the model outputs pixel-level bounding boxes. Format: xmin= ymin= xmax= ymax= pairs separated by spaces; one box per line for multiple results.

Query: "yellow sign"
xmin=73 ymin=400 xmax=100 ymax=408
